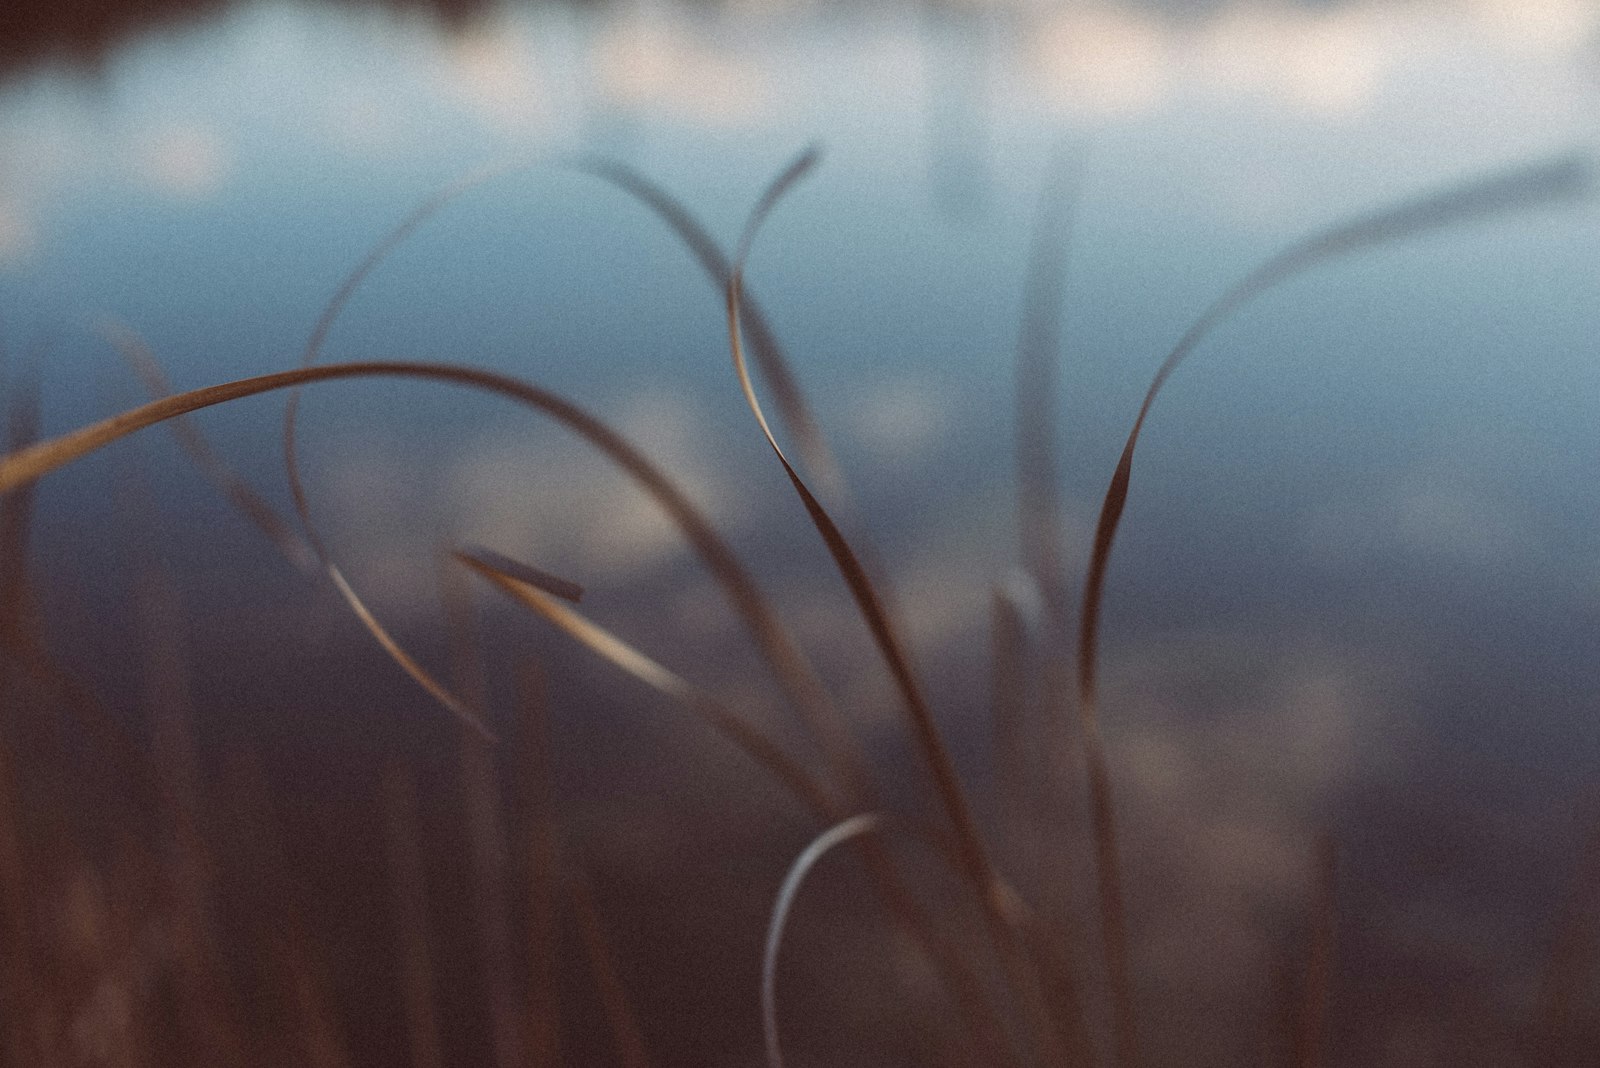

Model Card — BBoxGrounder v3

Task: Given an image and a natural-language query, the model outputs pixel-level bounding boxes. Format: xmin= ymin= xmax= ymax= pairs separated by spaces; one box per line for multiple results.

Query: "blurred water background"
xmin=3 ymin=1 xmax=1600 ymax=1066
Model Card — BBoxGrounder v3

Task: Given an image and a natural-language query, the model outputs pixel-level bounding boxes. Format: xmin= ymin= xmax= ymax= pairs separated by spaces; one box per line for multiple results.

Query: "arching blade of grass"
xmin=0 ymin=359 xmax=839 ymax=752
xmin=728 ymin=148 xmax=1058 ymax=1067
xmin=104 ymin=320 xmax=315 ymax=572
xmin=272 ymin=157 xmax=872 ymax=795
xmin=283 ymin=164 xmax=533 ymax=741
xmin=762 ymin=812 xmax=882 ymax=1068
xmin=578 ymin=159 xmax=862 ymax=523
xmin=1076 ymin=150 xmax=1592 ymax=1068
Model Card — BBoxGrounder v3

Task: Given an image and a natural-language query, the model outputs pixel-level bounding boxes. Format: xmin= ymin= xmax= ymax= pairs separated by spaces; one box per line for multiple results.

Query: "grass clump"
xmin=0 ymin=144 xmax=1592 ymax=1068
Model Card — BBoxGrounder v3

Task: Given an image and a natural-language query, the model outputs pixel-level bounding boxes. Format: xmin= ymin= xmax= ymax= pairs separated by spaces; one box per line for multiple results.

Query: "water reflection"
xmin=2 ymin=1 xmax=1600 ymax=1066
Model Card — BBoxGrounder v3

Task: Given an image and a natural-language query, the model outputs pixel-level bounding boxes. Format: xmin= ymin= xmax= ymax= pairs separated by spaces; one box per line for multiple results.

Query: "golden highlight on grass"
xmin=455 ymin=549 xmax=841 ymax=823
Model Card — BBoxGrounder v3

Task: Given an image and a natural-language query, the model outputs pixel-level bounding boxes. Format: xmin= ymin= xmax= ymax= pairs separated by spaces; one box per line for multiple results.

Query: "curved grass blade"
xmin=282 ymin=163 xmax=535 ymax=740
xmin=1076 ymin=150 xmax=1593 ymax=1068
xmin=0 ymin=359 xmax=832 ymax=746
xmin=275 ymin=162 xmax=873 ymax=808
xmin=762 ymin=813 xmax=882 ymax=1068
xmin=728 ymin=148 xmax=1063 ymax=1066
xmin=578 ymin=158 xmax=854 ymax=512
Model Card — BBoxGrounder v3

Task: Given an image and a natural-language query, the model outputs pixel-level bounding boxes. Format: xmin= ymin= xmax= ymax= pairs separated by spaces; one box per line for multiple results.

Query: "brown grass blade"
xmin=578 ymin=157 xmax=852 ymax=509
xmin=565 ymin=859 xmax=653 ymax=1068
xmin=0 ymin=357 xmax=843 ymax=747
xmin=461 ymin=550 xmax=1023 ymax=1065
xmin=729 ymin=148 xmax=1062 ymax=1066
xmin=1292 ymin=835 xmax=1337 ymax=1068
xmin=379 ymin=762 xmax=445 ymax=1068
xmin=457 ymin=546 xmax=583 ymax=603
xmin=104 ymin=320 xmax=315 ymax=572
xmin=516 ymin=661 xmax=561 ymax=1068
xmin=280 ymin=162 xmax=531 ymax=740
xmin=1536 ymin=817 xmax=1600 ymax=1065
xmin=456 ymin=550 xmax=840 ymax=822
xmin=1074 ymin=151 xmax=1591 ymax=1068
xmin=440 ymin=561 xmax=526 ymax=1068
xmin=762 ymin=813 xmax=882 ymax=1068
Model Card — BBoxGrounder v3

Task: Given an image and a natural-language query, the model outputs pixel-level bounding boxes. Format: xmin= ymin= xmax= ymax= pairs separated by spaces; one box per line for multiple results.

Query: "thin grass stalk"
xmin=105 ymin=321 xmax=313 ymax=571
xmin=457 ymin=553 xmax=839 ymax=821
xmin=379 ymin=762 xmax=446 ymax=1068
xmin=134 ymin=559 xmax=249 ymax=1068
xmin=515 ymin=661 xmax=562 ymax=1068
xmin=1014 ymin=144 xmax=1076 ymax=621
xmin=578 ymin=159 xmax=888 ymax=590
xmin=226 ymin=752 xmax=352 ymax=1068
xmin=578 ymin=159 xmax=901 ymax=790
xmin=762 ymin=813 xmax=882 ymax=1068
xmin=1074 ymin=150 xmax=1592 ymax=1068
xmin=727 ymin=149 xmax=1056 ymax=1063
xmin=1292 ymin=836 xmax=1337 ymax=1068
xmin=264 ymin=161 xmax=882 ymax=787
xmin=441 ymin=561 xmax=526 ymax=1068
xmin=565 ymin=859 xmax=653 ymax=1068
xmin=0 ymin=705 xmax=48 ymax=1068
xmin=1536 ymin=819 xmax=1600 ymax=1065
xmin=283 ymin=164 xmax=529 ymax=741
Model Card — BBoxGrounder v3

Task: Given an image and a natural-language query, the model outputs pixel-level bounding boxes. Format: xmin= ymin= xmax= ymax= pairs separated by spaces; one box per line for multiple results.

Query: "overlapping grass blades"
xmin=726 ymin=148 xmax=1068 ymax=1066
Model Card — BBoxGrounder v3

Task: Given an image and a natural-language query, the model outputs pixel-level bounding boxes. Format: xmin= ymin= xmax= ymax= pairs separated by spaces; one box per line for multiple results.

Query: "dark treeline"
xmin=0 ymin=0 xmax=505 ymax=79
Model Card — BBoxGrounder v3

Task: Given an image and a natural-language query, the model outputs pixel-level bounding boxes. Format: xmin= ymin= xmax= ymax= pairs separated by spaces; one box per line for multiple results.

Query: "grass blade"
xmin=440 ymin=560 xmax=526 ymax=1068
xmin=0 ymin=357 xmax=846 ymax=753
xmin=1292 ymin=836 xmax=1337 ymax=1068
xmin=1076 ymin=150 xmax=1591 ymax=1068
xmin=762 ymin=812 xmax=882 ymax=1068
xmin=729 ymin=148 xmax=1062 ymax=1066
xmin=458 ymin=549 xmax=1022 ymax=1064
xmin=379 ymin=762 xmax=445 ymax=1068
xmin=565 ymin=859 xmax=652 ymax=1068
xmin=456 ymin=550 xmax=839 ymax=822
xmin=104 ymin=320 xmax=315 ymax=572
xmin=457 ymin=546 xmax=583 ymax=603
xmin=516 ymin=661 xmax=562 ymax=1068
xmin=579 ymin=158 xmax=855 ymax=513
